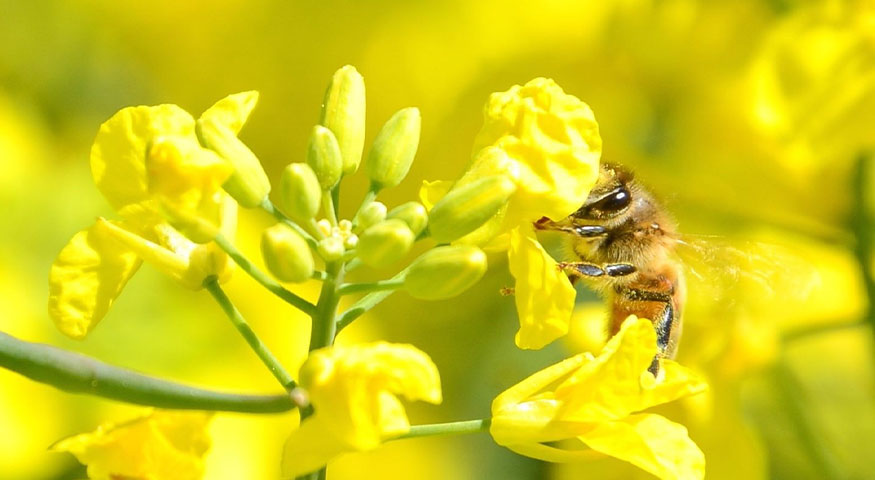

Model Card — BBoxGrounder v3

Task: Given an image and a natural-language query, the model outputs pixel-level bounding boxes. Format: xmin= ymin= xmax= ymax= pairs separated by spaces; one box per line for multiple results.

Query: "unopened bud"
xmin=321 ymin=65 xmax=366 ymax=175
xmin=317 ymin=236 xmax=345 ymax=262
xmin=355 ymin=201 xmax=387 ymax=231
xmin=261 ymin=224 xmax=315 ymax=283
xmin=366 ymin=108 xmax=421 ymax=190
xmin=404 ymin=246 xmax=487 ymax=300
xmin=196 ymin=118 xmax=270 ymax=208
xmin=344 ymin=233 xmax=359 ymax=249
xmin=387 ymin=201 xmax=428 ymax=236
xmin=428 ymin=175 xmax=517 ymax=243
xmin=306 ymin=125 xmax=343 ymax=190
xmin=279 ymin=163 xmax=322 ymax=222
xmin=357 ymin=219 xmax=414 ymax=267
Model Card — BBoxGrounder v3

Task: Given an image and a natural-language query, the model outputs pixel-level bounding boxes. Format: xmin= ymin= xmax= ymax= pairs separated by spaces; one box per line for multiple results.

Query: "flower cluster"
xmin=45 ymin=67 xmax=706 ymax=480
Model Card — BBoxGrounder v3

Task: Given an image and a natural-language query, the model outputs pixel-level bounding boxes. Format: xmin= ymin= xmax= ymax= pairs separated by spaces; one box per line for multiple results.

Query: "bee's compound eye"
xmin=576 ymin=186 xmax=632 ymax=219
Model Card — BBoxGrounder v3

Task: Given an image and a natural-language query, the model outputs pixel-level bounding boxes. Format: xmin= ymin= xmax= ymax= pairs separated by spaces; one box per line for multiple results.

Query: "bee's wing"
xmin=674 ymin=235 xmax=821 ymax=307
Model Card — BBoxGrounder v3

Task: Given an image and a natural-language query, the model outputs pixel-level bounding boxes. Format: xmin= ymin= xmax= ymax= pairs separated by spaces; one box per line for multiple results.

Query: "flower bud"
xmin=357 ymin=219 xmax=414 ymax=267
xmin=321 ymin=65 xmax=366 ymax=175
xmin=404 ymin=246 xmax=487 ymax=300
xmin=196 ymin=118 xmax=270 ymax=208
xmin=279 ymin=163 xmax=322 ymax=222
xmin=387 ymin=201 xmax=428 ymax=236
xmin=366 ymin=108 xmax=421 ymax=190
xmin=261 ymin=224 xmax=315 ymax=283
xmin=354 ymin=201 xmax=387 ymax=231
xmin=428 ymin=175 xmax=517 ymax=244
xmin=317 ymin=236 xmax=345 ymax=262
xmin=306 ymin=125 xmax=343 ymax=190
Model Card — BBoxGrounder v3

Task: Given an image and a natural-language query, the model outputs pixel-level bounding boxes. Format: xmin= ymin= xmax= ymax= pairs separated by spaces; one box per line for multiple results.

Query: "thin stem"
xmin=205 ymin=278 xmax=296 ymax=391
xmin=214 ymin=234 xmax=317 ymax=316
xmin=335 ymin=271 xmax=406 ymax=333
xmin=851 ymin=153 xmax=875 ymax=343
xmin=261 ymin=198 xmax=320 ymax=250
xmin=308 ymin=262 xmax=343 ymax=351
xmin=323 ymin=192 xmax=338 ymax=226
xmin=337 ymin=278 xmax=405 ymax=296
xmin=394 ymin=419 xmax=491 ymax=440
xmin=0 ymin=331 xmax=298 ymax=413
xmin=352 ymin=187 xmax=379 ymax=229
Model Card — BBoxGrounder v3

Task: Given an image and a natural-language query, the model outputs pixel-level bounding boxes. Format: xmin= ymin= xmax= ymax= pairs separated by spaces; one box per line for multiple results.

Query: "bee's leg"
xmin=559 ymin=262 xmax=637 ymax=279
xmin=614 ymin=286 xmax=679 ymax=376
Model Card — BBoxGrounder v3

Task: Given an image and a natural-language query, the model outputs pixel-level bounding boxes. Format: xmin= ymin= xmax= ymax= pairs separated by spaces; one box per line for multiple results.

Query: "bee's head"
xmin=535 ymin=163 xmax=634 ymax=235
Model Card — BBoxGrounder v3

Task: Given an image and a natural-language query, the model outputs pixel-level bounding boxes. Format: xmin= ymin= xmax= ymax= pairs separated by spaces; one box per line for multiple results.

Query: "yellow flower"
xmin=51 ymin=410 xmax=213 ymax=480
xmin=422 ymin=78 xmax=601 ymax=349
xmin=48 ymin=93 xmax=250 ymax=339
xmin=282 ymin=342 xmax=442 ymax=478
xmin=491 ymin=317 xmax=707 ymax=480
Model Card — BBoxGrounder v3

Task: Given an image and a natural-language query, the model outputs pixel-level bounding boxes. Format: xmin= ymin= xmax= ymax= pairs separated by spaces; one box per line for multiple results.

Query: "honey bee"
xmin=535 ymin=163 xmax=684 ymax=374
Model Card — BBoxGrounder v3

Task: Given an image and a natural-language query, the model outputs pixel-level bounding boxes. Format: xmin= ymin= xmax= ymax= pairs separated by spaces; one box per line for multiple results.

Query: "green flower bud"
xmin=261 ymin=224 xmax=314 ymax=283
xmin=196 ymin=118 xmax=271 ymax=208
xmin=306 ymin=125 xmax=343 ymax=190
xmin=357 ymin=219 xmax=414 ymax=267
xmin=354 ymin=201 xmax=387 ymax=231
xmin=404 ymin=246 xmax=487 ymax=300
xmin=387 ymin=201 xmax=428 ymax=236
xmin=321 ymin=65 xmax=366 ymax=175
xmin=428 ymin=175 xmax=517 ymax=244
xmin=279 ymin=163 xmax=322 ymax=222
xmin=317 ymin=236 xmax=345 ymax=262
xmin=366 ymin=108 xmax=421 ymax=190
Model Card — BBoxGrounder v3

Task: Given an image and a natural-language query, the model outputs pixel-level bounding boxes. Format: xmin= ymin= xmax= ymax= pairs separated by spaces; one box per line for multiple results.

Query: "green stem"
xmin=851 ymin=153 xmax=875 ymax=342
xmin=337 ymin=278 xmax=405 ymax=296
xmin=308 ymin=262 xmax=344 ymax=351
xmin=205 ymin=278 xmax=296 ymax=391
xmin=336 ymin=270 xmax=406 ymax=332
xmin=323 ymin=192 xmax=338 ymax=226
xmin=0 ymin=331 xmax=298 ymax=413
xmin=214 ymin=234 xmax=317 ymax=316
xmin=261 ymin=198 xmax=321 ymax=250
xmin=394 ymin=419 xmax=491 ymax=440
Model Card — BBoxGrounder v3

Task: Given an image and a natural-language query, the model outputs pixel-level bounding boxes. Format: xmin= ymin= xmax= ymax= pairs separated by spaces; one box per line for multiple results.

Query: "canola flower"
xmin=51 ymin=410 xmax=213 ymax=480
xmin=422 ymin=78 xmax=601 ymax=349
xmin=0 ymin=66 xmax=708 ymax=480
xmin=282 ymin=342 xmax=442 ymax=478
xmin=491 ymin=317 xmax=707 ymax=480
xmin=47 ymin=93 xmax=257 ymax=339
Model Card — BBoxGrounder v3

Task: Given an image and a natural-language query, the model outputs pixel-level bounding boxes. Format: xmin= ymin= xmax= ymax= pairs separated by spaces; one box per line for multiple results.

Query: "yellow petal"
xmin=555 ymin=317 xmax=658 ymax=421
xmin=471 ymin=78 xmax=601 ymax=225
xmin=282 ymin=416 xmax=348 ymax=479
xmin=419 ymin=179 xmax=453 ymax=210
xmin=578 ymin=413 xmax=705 ymax=480
xmin=52 ymin=410 xmax=212 ymax=480
xmin=146 ymin=135 xmax=233 ymax=243
xmin=492 ymin=352 xmax=590 ymax=412
xmin=638 ymin=360 xmax=709 ymax=410
xmin=297 ymin=342 xmax=442 ymax=453
xmin=198 ymin=91 xmax=259 ymax=135
xmin=507 ymin=225 xmax=576 ymax=349
xmin=48 ymin=222 xmax=142 ymax=339
xmin=503 ymin=441 xmax=603 ymax=463
xmin=97 ymin=219 xmax=191 ymax=286
xmin=91 ymin=104 xmax=195 ymax=221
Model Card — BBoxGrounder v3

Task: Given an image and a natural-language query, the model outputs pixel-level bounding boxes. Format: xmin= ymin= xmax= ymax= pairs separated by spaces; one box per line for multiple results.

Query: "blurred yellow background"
xmin=1 ymin=0 xmax=874 ymax=479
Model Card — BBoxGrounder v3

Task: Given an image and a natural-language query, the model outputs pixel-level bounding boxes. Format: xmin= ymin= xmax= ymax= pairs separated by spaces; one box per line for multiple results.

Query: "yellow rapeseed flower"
xmin=282 ymin=342 xmax=442 ymax=478
xmin=422 ymin=78 xmax=601 ymax=349
xmin=48 ymin=94 xmax=250 ymax=339
xmin=491 ymin=317 xmax=707 ymax=480
xmin=51 ymin=410 xmax=213 ymax=480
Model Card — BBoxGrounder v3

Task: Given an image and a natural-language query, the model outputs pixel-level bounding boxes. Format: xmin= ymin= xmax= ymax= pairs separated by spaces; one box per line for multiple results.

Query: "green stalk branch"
xmin=0 ymin=331 xmax=297 ymax=413
xmin=205 ymin=278 xmax=296 ymax=391
xmin=261 ymin=198 xmax=321 ymax=249
xmin=851 ymin=154 xmax=875 ymax=341
xmin=214 ymin=234 xmax=317 ymax=316
xmin=337 ymin=278 xmax=405 ymax=296
xmin=336 ymin=271 xmax=406 ymax=332
xmin=394 ymin=419 xmax=491 ymax=440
